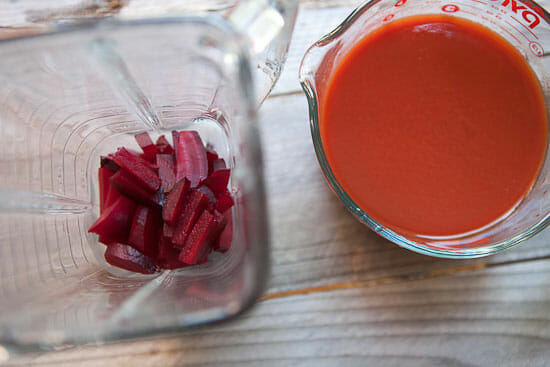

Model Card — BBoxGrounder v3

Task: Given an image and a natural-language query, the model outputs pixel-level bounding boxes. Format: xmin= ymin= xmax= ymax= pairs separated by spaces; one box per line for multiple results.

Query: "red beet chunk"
xmin=98 ymin=236 xmax=113 ymax=246
xmin=157 ymin=237 xmax=188 ymax=270
xmin=156 ymin=154 xmax=176 ymax=193
xmin=214 ymin=189 xmax=234 ymax=213
xmin=163 ymin=222 xmax=175 ymax=238
xmin=156 ymin=135 xmax=174 ymax=155
xmin=172 ymin=190 xmax=209 ymax=247
xmin=100 ymin=156 xmax=120 ymax=172
xmin=206 ymin=150 xmax=218 ymax=161
xmin=104 ymin=242 xmax=157 ymax=274
xmin=111 ymin=147 xmax=161 ymax=192
xmin=134 ymin=154 xmax=159 ymax=174
xmin=112 ymin=149 xmax=159 ymax=174
xmin=104 ymin=180 xmax=123 ymax=209
xmin=175 ymin=131 xmax=208 ymax=187
xmin=212 ymin=158 xmax=226 ymax=173
xmin=172 ymin=130 xmax=179 ymax=156
xmin=202 ymin=169 xmax=230 ymax=197
xmin=92 ymin=129 xmax=233 ymax=273
xmin=197 ymin=184 xmax=216 ymax=204
xmin=110 ymin=170 xmax=163 ymax=207
xmin=215 ymin=212 xmax=233 ymax=252
xmin=162 ymin=179 xmax=190 ymax=225
xmin=128 ymin=206 xmax=161 ymax=258
xmin=89 ymin=196 xmax=136 ymax=244
xmin=178 ymin=210 xmax=224 ymax=265
xmin=206 ymin=151 xmax=218 ymax=175
xmin=135 ymin=132 xmax=159 ymax=162
xmin=98 ymin=167 xmax=115 ymax=212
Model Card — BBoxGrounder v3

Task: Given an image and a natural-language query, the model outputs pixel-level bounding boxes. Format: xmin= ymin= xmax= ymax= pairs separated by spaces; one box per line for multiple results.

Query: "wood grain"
xmin=8 ymin=258 xmax=550 ymax=366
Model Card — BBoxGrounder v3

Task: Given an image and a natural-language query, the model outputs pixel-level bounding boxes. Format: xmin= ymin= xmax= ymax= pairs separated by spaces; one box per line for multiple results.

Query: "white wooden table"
xmin=5 ymin=0 xmax=550 ymax=365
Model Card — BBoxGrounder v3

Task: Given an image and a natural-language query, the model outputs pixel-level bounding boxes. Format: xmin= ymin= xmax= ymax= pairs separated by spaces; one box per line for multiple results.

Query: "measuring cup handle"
xmin=229 ymin=0 xmax=298 ymax=104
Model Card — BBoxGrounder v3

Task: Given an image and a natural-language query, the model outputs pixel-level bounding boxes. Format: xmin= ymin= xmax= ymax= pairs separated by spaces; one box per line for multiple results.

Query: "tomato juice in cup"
xmin=300 ymin=0 xmax=550 ymax=257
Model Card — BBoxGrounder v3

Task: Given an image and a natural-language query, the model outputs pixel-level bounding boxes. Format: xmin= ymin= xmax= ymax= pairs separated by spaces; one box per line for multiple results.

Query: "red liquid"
xmin=320 ymin=15 xmax=547 ymax=237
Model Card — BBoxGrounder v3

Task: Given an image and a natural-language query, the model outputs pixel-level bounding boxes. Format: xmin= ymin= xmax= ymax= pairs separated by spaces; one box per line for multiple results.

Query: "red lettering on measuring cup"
xmin=501 ymin=0 xmax=527 ymax=13
xmin=529 ymin=41 xmax=544 ymax=56
xmin=442 ymin=4 xmax=460 ymax=12
xmin=384 ymin=14 xmax=395 ymax=21
xmin=394 ymin=0 xmax=407 ymax=7
xmin=498 ymin=0 xmax=541 ymax=29
xmin=522 ymin=11 xmax=540 ymax=28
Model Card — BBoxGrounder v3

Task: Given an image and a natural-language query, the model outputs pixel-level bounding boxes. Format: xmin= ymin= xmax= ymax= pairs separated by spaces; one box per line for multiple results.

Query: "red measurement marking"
xmin=466 ymin=4 xmax=484 ymax=11
xmin=442 ymin=4 xmax=460 ymax=12
xmin=395 ymin=0 xmax=407 ymax=6
xmin=468 ymin=0 xmax=488 ymax=4
xmin=504 ymin=19 xmax=531 ymax=41
xmin=384 ymin=14 xmax=395 ymax=21
xmin=502 ymin=25 xmax=524 ymax=44
xmin=529 ymin=41 xmax=544 ymax=56
xmin=510 ymin=15 xmax=539 ymax=39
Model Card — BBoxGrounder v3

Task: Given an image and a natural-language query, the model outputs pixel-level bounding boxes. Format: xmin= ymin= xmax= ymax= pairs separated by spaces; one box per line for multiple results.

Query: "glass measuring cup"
xmin=299 ymin=0 xmax=550 ymax=258
xmin=0 ymin=0 xmax=297 ymax=351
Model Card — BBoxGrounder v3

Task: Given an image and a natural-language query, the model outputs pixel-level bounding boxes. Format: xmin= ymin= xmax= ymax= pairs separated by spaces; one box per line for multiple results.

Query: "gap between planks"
xmin=260 ymin=254 xmax=550 ymax=301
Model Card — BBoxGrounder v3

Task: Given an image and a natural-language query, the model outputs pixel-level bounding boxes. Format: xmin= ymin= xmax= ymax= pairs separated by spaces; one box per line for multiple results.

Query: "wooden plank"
xmin=259 ymin=93 xmax=550 ymax=293
xmin=10 ymin=258 xmax=550 ymax=366
xmin=0 ymin=0 xmax=124 ymax=27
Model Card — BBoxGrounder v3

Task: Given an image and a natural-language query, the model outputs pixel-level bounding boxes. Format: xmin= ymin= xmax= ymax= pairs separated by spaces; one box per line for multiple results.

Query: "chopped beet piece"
xmin=175 ymin=131 xmax=208 ymax=187
xmin=134 ymin=154 xmax=159 ymax=174
xmin=156 ymin=135 xmax=174 ymax=154
xmin=206 ymin=150 xmax=218 ymax=161
xmin=104 ymin=179 xmax=123 ymax=209
xmin=110 ymin=170 xmax=163 ymax=207
xmin=202 ymin=169 xmax=230 ymax=197
xmin=157 ymin=236 xmax=188 ymax=269
xmin=163 ymin=222 xmax=175 ymax=238
xmin=214 ymin=189 xmax=234 ymax=213
xmin=215 ymin=211 xmax=233 ymax=252
xmin=98 ymin=236 xmax=113 ymax=246
xmin=156 ymin=154 xmax=176 ymax=193
xmin=128 ymin=206 xmax=161 ymax=258
xmin=172 ymin=130 xmax=179 ymax=156
xmin=92 ymin=129 xmax=233 ymax=273
xmin=162 ymin=179 xmax=190 ymax=225
xmin=89 ymin=196 xmax=136 ymax=244
xmin=212 ymin=158 xmax=227 ymax=173
xmin=100 ymin=156 xmax=119 ymax=172
xmin=104 ymin=242 xmax=157 ymax=274
xmin=172 ymin=190 xmax=209 ymax=247
xmin=206 ymin=151 xmax=218 ymax=175
xmin=197 ymin=184 xmax=216 ymax=204
xmin=178 ymin=210 xmax=224 ymax=265
xmin=113 ymin=149 xmax=159 ymax=173
xmin=111 ymin=147 xmax=161 ymax=192
xmin=98 ymin=166 xmax=115 ymax=212
xmin=135 ymin=132 xmax=159 ymax=162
